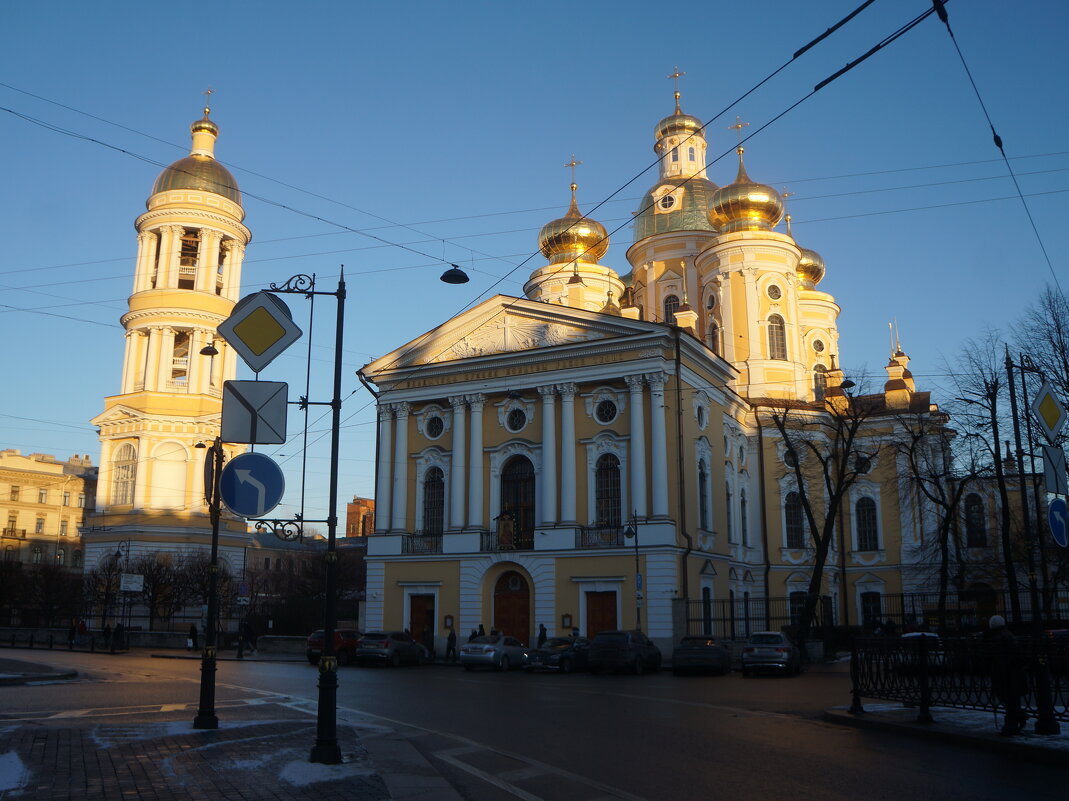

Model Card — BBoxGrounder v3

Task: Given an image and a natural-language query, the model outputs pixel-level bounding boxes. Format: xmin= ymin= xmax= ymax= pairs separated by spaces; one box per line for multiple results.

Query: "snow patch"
xmin=0 ymin=751 xmax=29 ymax=792
xmin=278 ymin=755 xmax=376 ymax=786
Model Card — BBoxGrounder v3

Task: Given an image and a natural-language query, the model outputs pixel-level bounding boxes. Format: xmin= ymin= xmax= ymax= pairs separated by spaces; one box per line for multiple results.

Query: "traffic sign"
xmin=219 ymin=452 xmax=285 ymax=518
xmin=120 ymin=573 xmax=144 ymax=592
xmin=1043 ymin=444 xmax=1068 ymax=496
xmin=1031 ymin=381 xmax=1067 ymax=444
xmin=217 ymin=291 xmax=302 ymax=374
xmin=1049 ymin=497 xmax=1068 ymax=548
xmin=222 ymin=380 xmax=289 ymax=444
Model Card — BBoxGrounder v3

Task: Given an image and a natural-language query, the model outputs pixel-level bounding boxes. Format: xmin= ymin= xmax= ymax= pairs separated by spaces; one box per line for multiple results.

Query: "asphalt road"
xmin=1 ymin=651 xmax=1063 ymax=800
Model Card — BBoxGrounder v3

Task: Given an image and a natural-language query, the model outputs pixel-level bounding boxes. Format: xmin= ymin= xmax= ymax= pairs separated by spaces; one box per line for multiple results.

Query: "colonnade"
xmin=374 ymin=372 xmax=672 ymax=534
xmin=133 ymin=226 xmax=244 ymax=300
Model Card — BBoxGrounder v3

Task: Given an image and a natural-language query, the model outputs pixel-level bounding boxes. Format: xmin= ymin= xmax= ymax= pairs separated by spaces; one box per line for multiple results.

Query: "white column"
xmin=196 ymin=230 xmax=220 ymax=292
xmin=467 ymin=393 xmax=485 ymax=529
xmin=222 ymin=242 xmax=244 ymax=300
xmin=162 ymin=225 xmax=185 ymax=289
xmin=375 ymin=406 xmax=393 ymax=533
xmin=391 ymin=402 xmax=410 ymax=532
xmin=449 ymin=396 xmax=467 ymax=530
xmin=647 ymin=372 xmax=669 ymax=517
xmin=120 ymin=331 xmax=135 ymax=394
xmin=160 ymin=327 xmax=176 ymax=390
xmin=539 ymin=385 xmax=557 ymax=524
xmin=144 ymin=327 xmax=162 ymax=390
xmin=134 ymin=230 xmax=157 ymax=293
xmin=558 ymin=383 xmax=577 ymax=523
xmin=626 ymin=374 xmax=648 ymax=518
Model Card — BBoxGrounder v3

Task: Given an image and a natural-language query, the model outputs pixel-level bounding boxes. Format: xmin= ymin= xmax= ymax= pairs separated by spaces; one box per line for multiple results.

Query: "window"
xmin=9 ymin=486 xmax=19 ymax=502
xmin=31 ymin=545 xmax=43 ymax=565
xmin=708 ymin=321 xmax=720 ymax=355
xmin=813 ymin=339 xmax=825 ymax=353
xmin=698 ymin=459 xmax=710 ymax=530
xmin=856 ymin=497 xmax=879 ymax=551
xmin=506 ymin=408 xmax=527 ymax=432
xmin=767 ymin=284 xmax=782 ymax=300
xmin=659 ymin=194 xmax=676 ymax=210
xmin=112 ymin=443 xmax=137 ymax=505
xmin=56 ymin=547 xmax=66 ymax=566
xmin=422 ymin=467 xmax=445 ymax=535
xmin=813 ymin=364 xmax=828 ymax=402
xmin=671 ymin=147 xmax=679 ymax=162
xmin=264 ymin=558 xmax=271 ymax=570
xmin=784 ymin=449 xmax=798 ymax=468
xmin=725 ymin=482 xmax=733 ymax=542
xmin=78 ymin=493 xmax=85 ymax=508
xmin=426 ymin=415 xmax=444 ymax=439
xmin=594 ymin=454 xmax=622 ymax=528
xmin=35 ymin=518 xmax=44 ymax=534
xmin=767 ymin=315 xmax=787 ymax=360
xmin=501 ymin=456 xmax=536 ymax=539
xmin=60 ymin=520 xmax=68 ymax=536
xmin=73 ymin=550 xmax=83 ymax=567
xmin=965 ymin=493 xmax=986 ymax=547
xmin=62 ymin=491 xmax=70 ymax=506
xmin=180 ymin=229 xmax=199 ymax=266
xmin=663 ymin=294 xmax=680 ymax=324
xmin=5 ymin=515 xmax=15 ymax=533
xmin=688 ymin=146 xmax=695 ymax=161
xmin=861 ymin=592 xmax=883 ymax=628
xmin=595 ymin=399 xmax=617 ymax=424
xmin=785 ymin=492 xmax=805 ymax=548
xmin=38 ymin=488 xmax=48 ymax=504
xmin=740 ymin=488 xmax=749 ymax=546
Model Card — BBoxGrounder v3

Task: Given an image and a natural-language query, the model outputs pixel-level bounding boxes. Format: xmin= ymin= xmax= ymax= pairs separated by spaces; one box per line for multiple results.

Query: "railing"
xmin=576 ymin=524 xmax=623 ymax=549
xmin=2 ymin=528 xmax=27 ymax=539
xmin=481 ymin=530 xmax=534 ymax=552
xmin=401 ymin=534 xmax=442 ymax=555
xmin=849 ymin=635 xmax=1069 ymax=724
xmin=684 ymin=595 xmax=835 ymax=639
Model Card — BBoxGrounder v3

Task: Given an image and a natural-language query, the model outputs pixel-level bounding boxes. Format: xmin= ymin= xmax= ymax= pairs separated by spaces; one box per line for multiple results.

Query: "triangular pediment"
xmin=363 ymin=295 xmax=663 ymax=376
xmin=90 ymin=404 xmax=146 ymax=426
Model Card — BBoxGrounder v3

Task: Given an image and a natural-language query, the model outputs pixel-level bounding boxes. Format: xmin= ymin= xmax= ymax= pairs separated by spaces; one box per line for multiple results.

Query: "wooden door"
xmin=586 ymin=591 xmax=617 ymax=638
xmin=409 ymin=594 xmax=435 ymax=652
xmin=493 ymin=571 xmax=530 ymax=645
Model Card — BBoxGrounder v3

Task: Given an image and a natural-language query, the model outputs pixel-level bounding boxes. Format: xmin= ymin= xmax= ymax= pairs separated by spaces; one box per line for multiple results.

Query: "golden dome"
xmin=709 ymin=147 xmax=783 ymax=233
xmin=538 ymin=183 xmax=609 ymax=264
xmin=797 ymin=247 xmax=826 ymax=288
xmin=654 ymin=93 xmax=704 ymax=142
xmin=151 ymin=108 xmax=241 ymax=206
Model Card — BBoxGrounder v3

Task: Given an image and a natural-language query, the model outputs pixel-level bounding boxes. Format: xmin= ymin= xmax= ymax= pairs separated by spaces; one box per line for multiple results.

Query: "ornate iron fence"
xmin=401 ymin=534 xmax=442 ymax=555
xmin=480 ymin=531 xmax=534 ymax=552
xmin=683 ymin=595 xmax=835 ymax=640
xmin=576 ymin=525 xmax=623 ymax=549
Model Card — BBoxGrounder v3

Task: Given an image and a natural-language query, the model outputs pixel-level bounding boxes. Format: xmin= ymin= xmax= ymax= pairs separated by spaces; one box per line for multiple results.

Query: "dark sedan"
xmin=525 ymin=636 xmax=591 ymax=673
xmin=671 ymin=636 xmax=731 ymax=675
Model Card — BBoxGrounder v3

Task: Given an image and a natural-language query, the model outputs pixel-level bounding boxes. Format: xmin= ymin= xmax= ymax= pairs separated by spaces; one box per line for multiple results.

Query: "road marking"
xmin=433 ymin=747 xmax=547 ymax=801
xmin=160 ymin=704 xmax=187 ymax=712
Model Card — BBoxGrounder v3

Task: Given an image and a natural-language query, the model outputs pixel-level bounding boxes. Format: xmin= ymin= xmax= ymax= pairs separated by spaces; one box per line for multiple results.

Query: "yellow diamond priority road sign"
xmin=217 ymin=291 xmax=302 ymax=373
xmin=1031 ymin=381 xmax=1067 ymax=445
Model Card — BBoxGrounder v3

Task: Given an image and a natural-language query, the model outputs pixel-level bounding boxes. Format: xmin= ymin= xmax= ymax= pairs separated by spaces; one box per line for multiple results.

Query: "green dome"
xmin=633 ymin=176 xmax=719 ymax=242
xmin=152 ymin=155 xmax=242 ymax=206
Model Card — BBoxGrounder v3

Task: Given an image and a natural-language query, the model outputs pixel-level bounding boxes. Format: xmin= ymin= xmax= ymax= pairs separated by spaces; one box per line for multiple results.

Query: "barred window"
xmin=423 ymin=467 xmax=445 ymax=535
xmin=768 ymin=315 xmax=787 ymax=360
xmin=965 ymin=493 xmax=986 ymax=547
xmin=861 ymin=592 xmax=883 ymax=628
xmin=785 ymin=491 xmax=805 ymax=548
xmin=698 ymin=459 xmax=710 ymax=530
xmin=594 ymin=454 xmax=621 ymax=528
xmin=740 ymin=488 xmax=749 ymax=545
xmin=31 ymin=545 xmax=43 ymax=565
xmin=856 ymin=497 xmax=879 ymax=551
xmin=663 ymin=294 xmax=680 ymax=325
xmin=813 ymin=364 xmax=828 ymax=402
xmin=112 ymin=443 xmax=137 ymax=505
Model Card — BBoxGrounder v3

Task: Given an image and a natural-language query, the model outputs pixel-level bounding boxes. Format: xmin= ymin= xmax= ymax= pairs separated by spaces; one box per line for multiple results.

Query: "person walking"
xmin=188 ymin=623 xmax=198 ymax=652
xmin=537 ymin=623 xmax=548 ymax=648
xmin=67 ymin=621 xmax=76 ymax=650
xmin=446 ymin=627 xmax=458 ymax=664
xmin=103 ymin=623 xmax=112 ymax=650
xmin=477 ymin=624 xmax=486 ymax=637
xmin=984 ymin=615 xmax=1027 ymax=736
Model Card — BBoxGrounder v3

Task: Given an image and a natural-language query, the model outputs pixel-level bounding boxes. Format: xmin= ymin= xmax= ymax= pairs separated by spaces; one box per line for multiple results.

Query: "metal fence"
xmin=856 ymin=590 xmax=1069 ymax=633
xmin=683 ymin=595 xmax=835 ymax=640
xmin=849 ymin=635 xmax=1069 ymax=724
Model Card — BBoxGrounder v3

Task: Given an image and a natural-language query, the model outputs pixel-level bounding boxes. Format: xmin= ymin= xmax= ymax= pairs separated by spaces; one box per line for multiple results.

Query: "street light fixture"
xmin=193 ymin=436 xmax=224 ymax=730
xmin=624 ymin=517 xmax=642 ymax=630
xmin=439 ymin=264 xmax=470 ymax=284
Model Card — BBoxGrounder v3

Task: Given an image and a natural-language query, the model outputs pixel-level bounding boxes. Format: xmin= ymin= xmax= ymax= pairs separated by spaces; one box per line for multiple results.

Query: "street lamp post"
xmin=624 ymin=517 xmax=642 ymax=630
xmin=193 ymin=436 xmax=224 ymax=730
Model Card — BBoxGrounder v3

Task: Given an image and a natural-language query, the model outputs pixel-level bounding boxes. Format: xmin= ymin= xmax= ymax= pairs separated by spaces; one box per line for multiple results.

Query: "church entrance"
xmin=585 ymin=591 xmax=617 ymax=638
xmin=409 ymin=594 xmax=435 ymax=656
xmin=493 ymin=571 xmax=530 ymax=645
xmin=500 ymin=456 xmax=535 ymax=549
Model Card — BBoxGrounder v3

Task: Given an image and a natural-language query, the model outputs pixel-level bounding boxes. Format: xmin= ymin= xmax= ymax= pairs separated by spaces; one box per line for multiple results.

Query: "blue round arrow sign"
xmin=1050 ymin=497 xmax=1068 ymax=549
xmin=219 ymin=452 xmax=285 ymax=518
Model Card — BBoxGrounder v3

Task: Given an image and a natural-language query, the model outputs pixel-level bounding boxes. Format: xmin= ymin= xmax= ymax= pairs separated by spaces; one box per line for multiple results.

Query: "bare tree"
xmin=23 ymin=563 xmax=82 ymax=627
xmin=133 ymin=553 xmax=185 ymax=631
xmin=1014 ymin=285 xmax=1069 ymax=397
xmin=83 ymin=553 xmax=122 ymax=627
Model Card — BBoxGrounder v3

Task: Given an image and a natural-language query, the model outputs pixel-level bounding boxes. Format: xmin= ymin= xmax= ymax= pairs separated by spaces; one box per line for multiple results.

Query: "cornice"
xmin=135 ymin=209 xmax=251 ymax=242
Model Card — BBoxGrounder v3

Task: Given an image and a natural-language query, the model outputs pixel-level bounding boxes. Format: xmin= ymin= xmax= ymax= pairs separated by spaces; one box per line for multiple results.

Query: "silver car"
xmin=460 ymin=634 xmax=527 ymax=671
xmin=740 ymin=631 xmax=802 ymax=677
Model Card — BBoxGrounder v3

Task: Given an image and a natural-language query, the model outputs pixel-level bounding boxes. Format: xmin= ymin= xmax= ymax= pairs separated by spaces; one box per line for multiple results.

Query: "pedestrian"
xmin=478 ymin=624 xmax=486 ymax=637
xmin=469 ymin=628 xmax=478 ymax=642
xmin=984 ymin=615 xmax=1027 ymax=736
xmin=67 ymin=621 xmax=76 ymax=650
xmin=446 ymin=627 xmax=457 ymax=664
xmin=537 ymin=623 xmax=547 ymax=647
xmin=243 ymin=619 xmax=257 ymax=653
xmin=422 ymin=626 xmax=436 ymax=661
xmin=77 ymin=619 xmax=87 ymax=646
xmin=882 ymin=618 xmax=898 ymax=637
xmin=188 ymin=623 xmax=198 ymax=652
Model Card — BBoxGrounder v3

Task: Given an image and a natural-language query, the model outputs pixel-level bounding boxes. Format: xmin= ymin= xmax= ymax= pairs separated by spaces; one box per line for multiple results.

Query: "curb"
xmin=822 ymin=708 xmax=1068 ymax=767
xmin=0 ymin=670 xmax=78 ymax=685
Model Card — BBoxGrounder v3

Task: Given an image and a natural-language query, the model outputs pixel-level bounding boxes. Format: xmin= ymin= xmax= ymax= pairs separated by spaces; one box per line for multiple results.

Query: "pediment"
xmin=91 ymin=405 xmax=146 ymax=426
xmin=363 ymin=295 xmax=661 ymax=375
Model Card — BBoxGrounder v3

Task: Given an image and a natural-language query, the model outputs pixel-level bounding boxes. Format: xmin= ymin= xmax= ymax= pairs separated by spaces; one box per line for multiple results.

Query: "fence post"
xmin=916 ymin=635 xmax=934 ymax=723
xmin=848 ymin=643 xmax=865 ymax=715
xmin=49 ymin=634 xmax=54 ymax=650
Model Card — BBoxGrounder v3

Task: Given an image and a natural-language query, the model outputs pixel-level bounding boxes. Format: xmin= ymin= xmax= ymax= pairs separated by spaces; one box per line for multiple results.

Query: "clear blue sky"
xmin=3 ymin=1 xmax=1066 ymax=528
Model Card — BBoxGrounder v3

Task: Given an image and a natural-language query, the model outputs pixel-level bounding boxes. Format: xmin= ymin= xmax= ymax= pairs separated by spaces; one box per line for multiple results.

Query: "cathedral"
xmin=360 ymin=88 xmax=943 ymax=654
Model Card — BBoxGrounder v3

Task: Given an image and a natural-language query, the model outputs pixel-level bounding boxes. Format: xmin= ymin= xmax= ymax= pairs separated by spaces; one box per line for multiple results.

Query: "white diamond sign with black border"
xmin=222 ymin=380 xmax=288 ymax=444
xmin=217 ymin=291 xmax=302 ymax=374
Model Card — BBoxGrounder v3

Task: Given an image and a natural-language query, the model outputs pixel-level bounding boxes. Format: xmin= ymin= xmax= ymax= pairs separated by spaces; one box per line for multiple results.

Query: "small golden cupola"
xmin=709 ymin=146 xmax=784 ymax=233
xmin=537 ymin=182 xmax=609 ymax=265
xmin=151 ymin=106 xmax=242 ymax=208
xmin=784 ymin=213 xmax=826 ymax=288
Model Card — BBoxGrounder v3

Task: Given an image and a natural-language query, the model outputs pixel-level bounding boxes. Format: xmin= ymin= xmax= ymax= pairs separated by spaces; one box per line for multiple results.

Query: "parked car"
xmin=355 ymin=631 xmax=427 ymax=667
xmin=893 ymin=631 xmax=948 ymax=675
xmin=306 ymin=629 xmax=361 ymax=666
xmin=524 ymin=636 xmax=591 ymax=673
xmin=588 ymin=630 xmax=661 ymax=674
xmin=671 ymin=636 xmax=731 ymax=676
xmin=740 ymin=631 xmax=802 ymax=677
xmin=459 ymin=634 xmax=527 ymax=671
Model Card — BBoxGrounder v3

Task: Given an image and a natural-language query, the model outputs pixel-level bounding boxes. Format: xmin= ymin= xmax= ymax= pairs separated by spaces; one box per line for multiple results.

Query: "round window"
xmin=506 ymin=408 xmax=527 ymax=432
xmin=659 ymin=194 xmax=676 ymax=210
xmin=426 ymin=416 xmax=444 ymax=439
xmin=706 ymin=294 xmax=716 ymax=310
xmin=595 ymin=399 xmax=617 ymax=424
xmin=767 ymin=284 xmax=782 ymax=300
xmin=784 ymin=450 xmax=798 ymax=468
xmin=855 ymin=456 xmax=872 ymax=474
xmin=813 ymin=340 xmax=825 ymax=353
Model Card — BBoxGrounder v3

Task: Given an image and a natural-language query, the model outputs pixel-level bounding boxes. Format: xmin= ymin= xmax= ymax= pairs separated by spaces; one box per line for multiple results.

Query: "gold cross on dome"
xmin=728 ymin=116 xmax=749 ymax=145
xmin=667 ymin=67 xmax=685 ymax=90
xmin=203 ymin=87 xmax=214 ymax=116
xmin=564 ymin=155 xmax=582 ymax=184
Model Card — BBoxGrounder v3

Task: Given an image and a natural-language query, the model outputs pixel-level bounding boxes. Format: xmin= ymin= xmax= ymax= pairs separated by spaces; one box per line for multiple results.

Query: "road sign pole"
xmin=194 ymin=437 xmax=223 ymax=730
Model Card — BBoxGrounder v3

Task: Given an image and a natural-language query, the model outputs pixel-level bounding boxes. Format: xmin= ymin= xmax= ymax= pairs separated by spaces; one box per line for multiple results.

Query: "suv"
xmin=355 ymin=631 xmax=427 ymax=667
xmin=306 ymin=629 xmax=361 ymax=666
xmin=588 ymin=630 xmax=661 ymax=674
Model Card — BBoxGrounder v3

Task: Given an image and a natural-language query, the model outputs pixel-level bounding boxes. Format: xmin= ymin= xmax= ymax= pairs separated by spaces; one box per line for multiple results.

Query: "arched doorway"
xmin=500 ymin=456 xmax=535 ymax=548
xmin=493 ymin=570 xmax=530 ymax=645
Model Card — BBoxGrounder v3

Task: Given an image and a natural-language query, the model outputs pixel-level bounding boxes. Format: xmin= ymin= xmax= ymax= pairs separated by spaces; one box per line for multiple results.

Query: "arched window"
xmin=56 ymin=547 xmax=66 ymax=566
xmin=785 ymin=492 xmax=805 ymax=548
xmin=422 ymin=467 xmax=445 ymax=535
xmin=740 ymin=488 xmax=749 ymax=545
xmin=698 ymin=459 xmax=710 ymax=530
xmin=31 ymin=545 xmax=43 ymax=565
xmin=768 ymin=315 xmax=787 ymax=360
xmin=725 ymin=481 xmax=733 ymax=542
xmin=708 ymin=321 xmax=720 ymax=355
xmin=965 ymin=493 xmax=986 ymax=547
xmin=663 ymin=294 xmax=680 ymax=324
xmin=856 ymin=497 xmax=879 ymax=551
xmin=688 ymin=146 xmax=696 ymax=161
xmin=813 ymin=364 xmax=828 ymax=401
xmin=73 ymin=550 xmax=83 ymax=568
xmin=112 ymin=443 xmax=137 ymax=505
xmin=594 ymin=454 xmax=622 ymax=528
xmin=671 ymin=147 xmax=679 ymax=162
xmin=501 ymin=456 xmax=536 ymax=540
